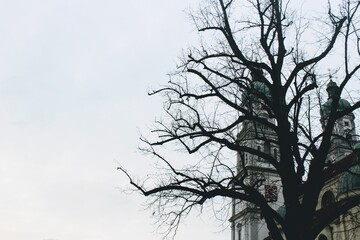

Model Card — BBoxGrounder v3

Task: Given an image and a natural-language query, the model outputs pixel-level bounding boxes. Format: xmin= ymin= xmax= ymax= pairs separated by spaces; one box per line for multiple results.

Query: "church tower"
xmin=230 ymin=69 xmax=283 ymax=240
xmin=321 ymin=79 xmax=357 ymax=163
xmin=230 ymin=75 xmax=359 ymax=240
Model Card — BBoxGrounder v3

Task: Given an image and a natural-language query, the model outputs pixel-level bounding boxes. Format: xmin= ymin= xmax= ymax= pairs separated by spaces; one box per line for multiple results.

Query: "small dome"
xmin=242 ymin=81 xmax=271 ymax=104
xmin=251 ymin=81 xmax=271 ymax=97
xmin=242 ymin=68 xmax=271 ymax=103
xmin=338 ymin=164 xmax=360 ymax=194
xmin=321 ymin=98 xmax=354 ymax=119
xmin=326 ymin=79 xmax=340 ymax=99
xmin=321 ymin=79 xmax=354 ymax=120
xmin=326 ymin=79 xmax=338 ymax=90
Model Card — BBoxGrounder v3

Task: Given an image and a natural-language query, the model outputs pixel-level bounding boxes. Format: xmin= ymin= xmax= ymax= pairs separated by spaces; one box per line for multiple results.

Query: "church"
xmin=229 ymin=74 xmax=360 ymax=240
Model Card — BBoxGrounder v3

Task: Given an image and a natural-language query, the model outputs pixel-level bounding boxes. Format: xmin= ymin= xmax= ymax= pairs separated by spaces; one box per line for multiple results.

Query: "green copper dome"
xmin=252 ymin=81 xmax=271 ymax=96
xmin=321 ymin=80 xmax=354 ymax=119
xmin=326 ymin=79 xmax=338 ymax=91
xmin=242 ymin=81 xmax=271 ymax=103
xmin=338 ymin=164 xmax=360 ymax=194
xmin=242 ymin=68 xmax=271 ymax=104
xmin=321 ymin=98 xmax=354 ymax=119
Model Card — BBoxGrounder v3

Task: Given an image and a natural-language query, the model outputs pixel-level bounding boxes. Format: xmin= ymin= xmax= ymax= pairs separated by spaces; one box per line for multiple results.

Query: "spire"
xmin=326 ymin=75 xmax=339 ymax=99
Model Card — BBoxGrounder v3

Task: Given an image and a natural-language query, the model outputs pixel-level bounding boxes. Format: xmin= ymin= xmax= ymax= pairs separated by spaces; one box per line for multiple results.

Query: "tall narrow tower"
xmin=230 ymin=70 xmax=282 ymax=240
xmin=230 ymin=75 xmax=358 ymax=240
xmin=321 ymin=79 xmax=357 ymax=163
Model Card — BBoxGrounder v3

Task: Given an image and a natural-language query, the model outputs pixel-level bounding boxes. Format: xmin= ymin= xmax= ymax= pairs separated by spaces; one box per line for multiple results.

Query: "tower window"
xmin=344 ymin=120 xmax=350 ymax=127
xmin=318 ymin=234 xmax=328 ymax=240
xmin=264 ymin=141 xmax=270 ymax=154
xmin=236 ymin=223 xmax=242 ymax=240
xmin=321 ymin=191 xmax=335 ymax=208
xmin=273 ymin=148 xmax=277 ymax=159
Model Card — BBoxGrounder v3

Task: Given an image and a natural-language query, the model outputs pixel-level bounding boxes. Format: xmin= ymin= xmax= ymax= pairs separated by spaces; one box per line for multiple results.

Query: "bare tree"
xmin=120 ymin=0 xmax=360 ymax=239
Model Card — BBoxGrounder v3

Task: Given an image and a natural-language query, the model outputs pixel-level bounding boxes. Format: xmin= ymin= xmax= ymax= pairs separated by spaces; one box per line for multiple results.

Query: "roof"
xmin=321 ymin=80 xmax=355 ymax=119
xmin=322 ymin=152 xmax=360 ymax=194
xmin=338 ymin=163 xmax=360 ymax=194
xmin=321 ymin=98 xmax=354 ymax=119
xmin=242 ymin=81 xmax=271 ymax=105
xmin=323 ymin=153 xmax=357 ymax=181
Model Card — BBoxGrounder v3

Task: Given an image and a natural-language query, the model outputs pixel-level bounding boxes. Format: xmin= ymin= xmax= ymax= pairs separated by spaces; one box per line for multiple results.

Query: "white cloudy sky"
xmin=0 ymin=0 xmax=229 ymax=239
xmin=0 ymin=0 xmax=356 ymax=240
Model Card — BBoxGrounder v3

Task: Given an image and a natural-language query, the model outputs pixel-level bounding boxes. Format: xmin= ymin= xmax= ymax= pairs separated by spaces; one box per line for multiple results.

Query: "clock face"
xmin=265 ymin=185 xmax=278 ymax=202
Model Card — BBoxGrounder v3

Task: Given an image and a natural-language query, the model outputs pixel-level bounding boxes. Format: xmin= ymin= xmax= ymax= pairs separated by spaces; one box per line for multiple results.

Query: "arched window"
xmin=321 ymin=191 xmax=335 ymax=208
xmin=344 ymin=120 xmax=350 ymax=128
xmin=318 ymin=234 xmax=328 ymax=240
xmin=273 ymin=148 xmax=277 ymax=159
xmin=236 ymin=223 xmax=242 ymax=240
xmin=264 ymin=141 xmax=270 ymax=154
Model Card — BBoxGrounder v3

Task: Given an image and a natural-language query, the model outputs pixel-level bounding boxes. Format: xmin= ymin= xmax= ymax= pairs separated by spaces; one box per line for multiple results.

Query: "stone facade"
xmin=230 ymin=78 xmax=360 ymax=240
xmin=230 ymin=70 xmax=283 ymax=240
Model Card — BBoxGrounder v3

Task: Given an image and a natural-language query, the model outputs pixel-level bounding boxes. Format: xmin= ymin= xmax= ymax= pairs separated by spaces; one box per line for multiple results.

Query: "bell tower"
xmin=321 ymin=79 xmax=357 ymax=163
xmin=230 ymin=69 xmax=282 ymax=240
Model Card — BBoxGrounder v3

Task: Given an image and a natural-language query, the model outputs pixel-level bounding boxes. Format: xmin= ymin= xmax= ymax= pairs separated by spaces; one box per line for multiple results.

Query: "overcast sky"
xmin=0 ymin=0 xmax=356 ymax=240
xmin=0 ymin=0 xmax=229 ymax=239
